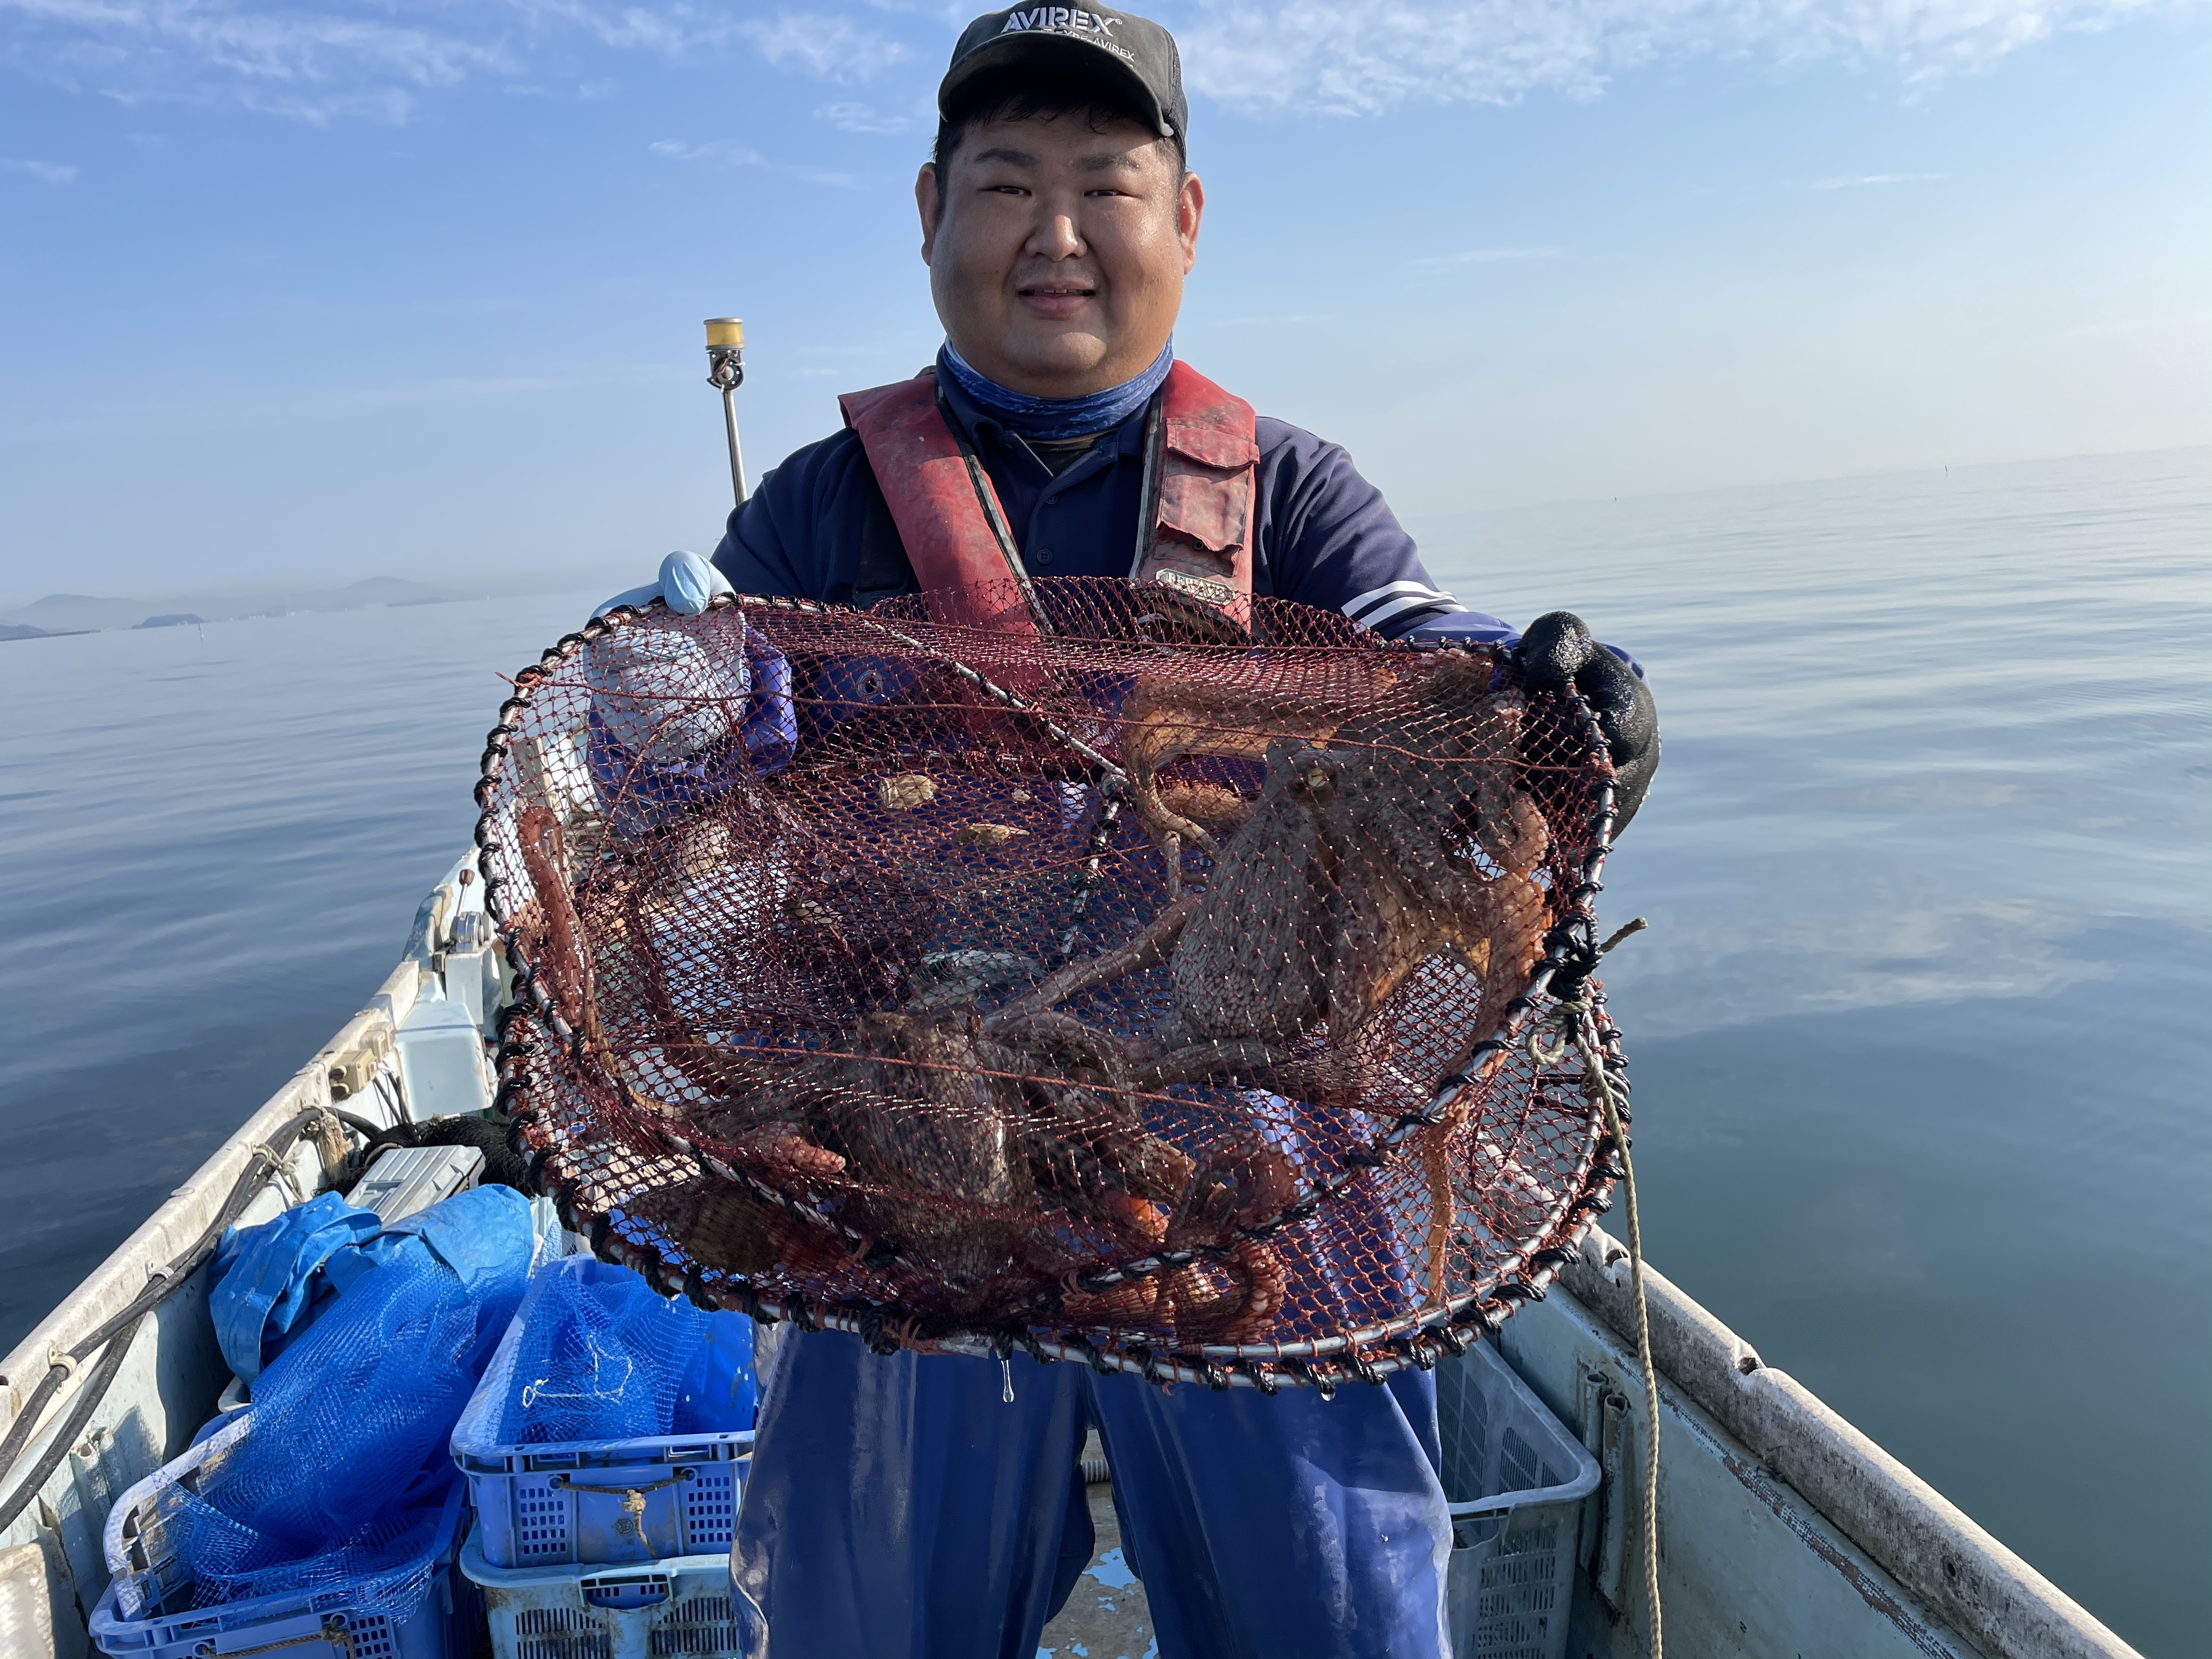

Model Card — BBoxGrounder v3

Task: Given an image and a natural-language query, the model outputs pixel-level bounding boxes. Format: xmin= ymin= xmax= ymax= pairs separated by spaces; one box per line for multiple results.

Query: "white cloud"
xmin=650 ymin=139 xmax=865 ymax=185
xmin=1813 ymin=172 xmax=1948 ymax=188
xmin=647 ymin=138 xmax=764 ymax=165
xmin=0 ymin=0 xmax=908 ymax=121
xmin=0 ymin=0 xmax=2187 ymax=125
xmin=1411 ymin=246 xmax=1563 ymax=268
xmin=504 ymin=78 xmax=616 ymax=100
xmin=0 ymin=0 xmax=510 ymax=121
xmin=815 ymin=99 xmax=913 ymax=133
xmin=1166 ymin=0 xmax=2187 ymax=113
xmin=738 ymin=12 xmax=910 ymax=83
xmin=1 ymin=158 xmax=80 ymax=183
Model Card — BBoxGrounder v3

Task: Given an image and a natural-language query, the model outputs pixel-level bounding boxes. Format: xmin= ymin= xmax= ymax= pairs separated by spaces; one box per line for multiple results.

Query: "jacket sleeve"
xmin=1252 ymin=417 xmax=1517 ymax=646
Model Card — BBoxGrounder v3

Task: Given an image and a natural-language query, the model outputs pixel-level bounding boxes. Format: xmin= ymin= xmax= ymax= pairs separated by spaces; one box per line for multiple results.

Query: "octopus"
xmin=508 ymin=647 xmax=1553 ymax=1347
xmin=527 ymin=795 xmax=1298 ymax=1340
xmin=986 ymin=650 xmax=1555 ymax=1301
xmin=643 ymin=1004 xmax=1297 ymax=1340
xmin=516 ymin=804 xmax=608 ymax=1061
xmin=1114 ymin=663 xmax=1387 ymax=898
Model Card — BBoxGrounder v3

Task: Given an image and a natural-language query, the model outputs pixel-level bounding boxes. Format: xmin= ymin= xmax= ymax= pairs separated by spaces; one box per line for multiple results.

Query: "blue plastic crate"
xmin=1436 ymin=1339 xmax=1602 ymax=1659
xmin=90 ymin=1420 xmax=469 ymax=1659
xmin=452 ymin=1299 xmax=753 ymax=1569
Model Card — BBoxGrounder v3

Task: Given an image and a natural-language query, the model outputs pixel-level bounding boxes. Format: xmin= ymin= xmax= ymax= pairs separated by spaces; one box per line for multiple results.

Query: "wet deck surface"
xmin=1037 ymin=1435 xmax=1156 ymax=1658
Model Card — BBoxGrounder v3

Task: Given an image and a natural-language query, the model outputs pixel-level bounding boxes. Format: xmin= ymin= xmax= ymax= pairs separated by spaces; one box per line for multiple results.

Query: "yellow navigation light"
xmin=703 ymin=316 xmax=749 ymax=506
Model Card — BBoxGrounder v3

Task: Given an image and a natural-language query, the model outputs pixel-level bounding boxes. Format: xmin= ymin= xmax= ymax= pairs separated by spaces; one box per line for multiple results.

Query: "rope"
xmin=1571 ymin=1003 xmax=1662 ymax=1659
xmin=251 ymin=1143 xmax=305 ymax=1205
xmin=0 ymin=1110 xmax=327 ymax=1534
xmin=0 ymin=1313 xmax=144 ymax=1539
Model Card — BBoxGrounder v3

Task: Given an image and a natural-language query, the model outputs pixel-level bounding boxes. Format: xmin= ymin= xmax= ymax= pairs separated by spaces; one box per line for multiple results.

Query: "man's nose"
xmin=1024 ymin=211 xmax=1085 ymax=261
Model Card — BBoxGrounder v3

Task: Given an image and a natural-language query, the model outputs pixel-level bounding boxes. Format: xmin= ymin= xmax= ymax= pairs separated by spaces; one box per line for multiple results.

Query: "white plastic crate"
xmin=89 ymin=1416 xmax=469 ymax=1659
xmin=1436 ymin=1339 xmax=1602 ymax=1659
xmin=451 ymin=1297 xmax=753 ymax=1568
xmin=460 ymin=1530 xmax=762 ymax=1659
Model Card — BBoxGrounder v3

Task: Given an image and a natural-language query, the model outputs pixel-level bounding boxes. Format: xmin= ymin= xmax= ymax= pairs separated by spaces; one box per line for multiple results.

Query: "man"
xmin=619 ymin=8 xmax=1656 ymax=1655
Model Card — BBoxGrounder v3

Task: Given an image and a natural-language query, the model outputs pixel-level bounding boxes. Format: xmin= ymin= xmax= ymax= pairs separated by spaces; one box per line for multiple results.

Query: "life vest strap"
xmin=838 ymin=373 xmax=1045 ymax=639
xmin=840 ymin=362 xmax=1259 ymax=628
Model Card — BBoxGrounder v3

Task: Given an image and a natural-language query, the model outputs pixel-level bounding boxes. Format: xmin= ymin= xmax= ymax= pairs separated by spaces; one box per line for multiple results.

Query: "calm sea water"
xmin=2 ymin=447 xmax=2205 ymax=1652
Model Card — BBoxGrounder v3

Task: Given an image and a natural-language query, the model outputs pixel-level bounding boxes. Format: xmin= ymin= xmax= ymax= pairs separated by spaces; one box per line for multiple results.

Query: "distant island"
xmin=0 ymin=577 xmax=486 ymax=636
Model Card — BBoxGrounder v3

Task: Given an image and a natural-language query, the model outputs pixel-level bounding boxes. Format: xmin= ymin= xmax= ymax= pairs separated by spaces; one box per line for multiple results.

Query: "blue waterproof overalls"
xmin=735 ymin=1335 xmax=1452 ymax=1658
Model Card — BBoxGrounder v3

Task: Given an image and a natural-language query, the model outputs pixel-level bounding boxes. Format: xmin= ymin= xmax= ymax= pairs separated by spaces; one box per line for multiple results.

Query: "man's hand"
xmin=597 ymin=550 xmax=735 ymax=618
xmin=1515 ymin=611 xmax=1660 ymax=834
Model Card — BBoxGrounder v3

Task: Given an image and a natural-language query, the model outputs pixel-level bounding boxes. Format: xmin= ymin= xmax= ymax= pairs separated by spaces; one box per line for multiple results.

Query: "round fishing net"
xmin=479 ymin=577 xmax=1633 ymax=1392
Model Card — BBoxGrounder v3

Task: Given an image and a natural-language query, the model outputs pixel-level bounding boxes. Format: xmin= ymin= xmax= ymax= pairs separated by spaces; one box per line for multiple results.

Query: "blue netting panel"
xmin=496 ymin=1259 xmax=707 ymax=1444
xmin=178 ymin=1497 xmax=448 ymax=1617
xmin=173 ymin=1226 xmax=529 ymax=1615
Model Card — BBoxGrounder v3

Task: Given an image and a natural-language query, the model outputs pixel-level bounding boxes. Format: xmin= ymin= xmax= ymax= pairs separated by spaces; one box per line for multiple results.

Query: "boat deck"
xmin=1039 ymin=1436 xmax=1156 ymax=1659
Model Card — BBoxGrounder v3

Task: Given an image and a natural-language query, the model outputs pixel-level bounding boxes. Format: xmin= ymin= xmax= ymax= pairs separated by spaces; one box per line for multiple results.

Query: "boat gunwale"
xmin=1558 ymin=1224 xmax=2141 ymax=1659
xmin=0 ymin=860 xmax=467 ymax=1565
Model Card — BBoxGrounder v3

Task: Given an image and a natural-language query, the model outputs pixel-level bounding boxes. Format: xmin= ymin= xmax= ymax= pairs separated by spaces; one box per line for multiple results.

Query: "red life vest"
xmin=837 ymin=361 xmax=1259 ymax=640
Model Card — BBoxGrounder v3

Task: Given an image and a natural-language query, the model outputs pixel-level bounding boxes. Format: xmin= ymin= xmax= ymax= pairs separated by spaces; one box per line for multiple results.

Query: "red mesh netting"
xmin=477 ymin=578 xmax=1630 ymax=1391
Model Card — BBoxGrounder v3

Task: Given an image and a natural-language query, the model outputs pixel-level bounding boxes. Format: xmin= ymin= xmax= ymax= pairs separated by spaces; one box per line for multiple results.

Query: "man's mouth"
xmin=1017 ymin=282 xmax=1097 ymax=319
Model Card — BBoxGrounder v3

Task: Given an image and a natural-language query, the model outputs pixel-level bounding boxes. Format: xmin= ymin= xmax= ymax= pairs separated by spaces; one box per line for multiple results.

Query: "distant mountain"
xmin=339 ymin=576 xmax=451 ymax=603
xmin=1 ymin=622 xmax=55 ymax=641
xmin=135 ymin=613 xmax=206 ymax=629
xmin=3 ymin=594 xmax=151 ymax=631
xmin=0 ymin=577 xmax=476 ymax=633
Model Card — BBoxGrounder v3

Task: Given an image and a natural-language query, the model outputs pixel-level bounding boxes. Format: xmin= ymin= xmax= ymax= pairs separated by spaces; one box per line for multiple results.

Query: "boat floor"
xmin=1039 ymin=1434 xmax=1156 ymax=1659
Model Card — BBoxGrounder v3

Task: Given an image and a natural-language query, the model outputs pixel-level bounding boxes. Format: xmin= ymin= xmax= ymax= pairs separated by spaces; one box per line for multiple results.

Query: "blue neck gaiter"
xmin=936 ymin=339 xmax=1174 ymax=443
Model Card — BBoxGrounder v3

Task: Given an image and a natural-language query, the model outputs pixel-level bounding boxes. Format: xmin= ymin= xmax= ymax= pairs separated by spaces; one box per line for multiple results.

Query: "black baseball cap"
xmin=940 ymin=7 xmax=1187 ymax=142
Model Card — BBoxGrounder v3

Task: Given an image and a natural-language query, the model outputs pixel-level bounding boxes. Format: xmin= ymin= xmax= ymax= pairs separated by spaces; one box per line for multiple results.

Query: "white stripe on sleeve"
xmin=1351 ymin=590 xmax=1469 ymax=629
xmin=1341 ymin=580 xmax=1465 ymax=624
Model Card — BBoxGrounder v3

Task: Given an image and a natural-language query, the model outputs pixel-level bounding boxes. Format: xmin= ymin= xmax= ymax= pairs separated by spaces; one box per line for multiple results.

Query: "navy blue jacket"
xmin=711 ymin=368 xmax=1515 ymax=645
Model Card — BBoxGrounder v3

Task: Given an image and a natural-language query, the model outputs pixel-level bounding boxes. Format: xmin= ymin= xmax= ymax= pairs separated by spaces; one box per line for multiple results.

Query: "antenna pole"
xmin=704 ymin=318 xmax=748 ymax=507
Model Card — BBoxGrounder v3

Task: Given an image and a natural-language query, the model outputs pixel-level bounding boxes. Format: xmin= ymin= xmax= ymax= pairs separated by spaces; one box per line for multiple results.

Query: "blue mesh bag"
xmin=495 ymin=1255 xmax=720 ymax=1445
xmin=173 ymin=1186 xmax=533 ymax=1614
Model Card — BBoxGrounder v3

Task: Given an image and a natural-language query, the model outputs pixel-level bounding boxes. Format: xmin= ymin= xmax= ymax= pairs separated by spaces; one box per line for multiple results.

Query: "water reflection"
xmin=1416 ymin=446 xmax=2210 ymax=1652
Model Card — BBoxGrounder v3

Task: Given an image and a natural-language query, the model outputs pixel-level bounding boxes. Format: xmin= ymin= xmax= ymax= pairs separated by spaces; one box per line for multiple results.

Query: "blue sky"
xmin=2 ymin=0 xmax=2206 ymax=601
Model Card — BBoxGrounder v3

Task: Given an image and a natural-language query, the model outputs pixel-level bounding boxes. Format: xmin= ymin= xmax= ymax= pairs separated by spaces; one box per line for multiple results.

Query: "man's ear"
xmin=1177 ymin=170 xmax=1205 ymax=275
xmin=916 ymin=162 xmax=942 ymax=266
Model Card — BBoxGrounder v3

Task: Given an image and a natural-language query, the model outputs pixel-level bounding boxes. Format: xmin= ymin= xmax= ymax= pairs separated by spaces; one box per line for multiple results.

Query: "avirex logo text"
xmin=1001 ymin=7 xmax=1121 ymax=37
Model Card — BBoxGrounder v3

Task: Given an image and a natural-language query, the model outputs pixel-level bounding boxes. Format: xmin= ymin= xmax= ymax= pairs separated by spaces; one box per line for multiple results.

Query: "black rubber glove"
xmin=1515 ymin=611 xmax=1660 ymax=835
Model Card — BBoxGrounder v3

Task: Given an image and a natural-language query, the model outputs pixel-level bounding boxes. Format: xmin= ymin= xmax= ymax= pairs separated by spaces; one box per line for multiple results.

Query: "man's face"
xmin=917 ymin=111 xmax=1203 ymax=397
